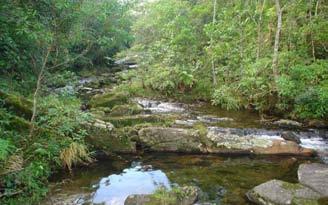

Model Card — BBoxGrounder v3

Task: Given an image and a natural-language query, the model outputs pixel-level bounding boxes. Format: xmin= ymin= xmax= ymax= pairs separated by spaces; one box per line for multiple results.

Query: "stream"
xmin=46 ymin=73 xmax=328 ymax=205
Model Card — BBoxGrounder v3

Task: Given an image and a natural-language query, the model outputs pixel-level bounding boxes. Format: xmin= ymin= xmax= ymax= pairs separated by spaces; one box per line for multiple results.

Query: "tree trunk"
xmin=256 ymin=0 xmax=266 ymax=60
xmin=309 ymin=0 xmax=316 ymax=60
xmin=29 ymin=47 xmax=51 ymax=138
xmin=272 ymin=0 xmax=282 ymax=83
xmin=211 ymin=0 xmax=217 ymax=86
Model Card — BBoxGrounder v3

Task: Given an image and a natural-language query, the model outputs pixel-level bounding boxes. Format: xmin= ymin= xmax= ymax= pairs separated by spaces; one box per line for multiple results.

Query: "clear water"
xmin=46 ymin=154 xmax=316 ymax=205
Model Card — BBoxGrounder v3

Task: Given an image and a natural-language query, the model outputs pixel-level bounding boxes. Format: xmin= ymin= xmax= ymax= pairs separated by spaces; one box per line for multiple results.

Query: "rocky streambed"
xmin=46 ymin=69 xmax=328 ymax=205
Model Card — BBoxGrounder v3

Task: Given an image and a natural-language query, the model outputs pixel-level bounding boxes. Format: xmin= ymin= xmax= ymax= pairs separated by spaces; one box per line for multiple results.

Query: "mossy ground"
xmin=0 ymin=90 xmax=32 ymax=119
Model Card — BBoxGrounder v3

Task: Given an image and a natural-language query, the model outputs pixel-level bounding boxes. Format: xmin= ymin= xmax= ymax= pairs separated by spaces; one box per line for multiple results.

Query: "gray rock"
xmin=246 ymin=179 xmax=321 ymax=205
xmin=206 ymin=127 xmax=313 ymax=156
xmin=298 ymin=163 xmax=328 ymax=197
xmin=273 ymin=119 xmax=302 ymax=128
xmin=281 ymin=131 xmax=301 ymax=144
xmin=138 ymin=127 xmax=203 ymax=153
xmin=196 ymin=116 xmax=233 ymax=124
xmin=308 ymin=120 xmax=327 ymax=128
xmin=125 ymin=195 xmax=152 ymax=205
xmin=124 ymin=186 xmax=199 ymax=205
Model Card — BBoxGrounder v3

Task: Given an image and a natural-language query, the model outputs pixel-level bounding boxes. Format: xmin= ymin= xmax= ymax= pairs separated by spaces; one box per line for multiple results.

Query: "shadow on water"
xmin=47 ymin=153 xmax=316 ymax=205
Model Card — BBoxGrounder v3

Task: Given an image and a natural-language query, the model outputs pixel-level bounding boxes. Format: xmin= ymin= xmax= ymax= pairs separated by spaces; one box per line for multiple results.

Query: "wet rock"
xmin=273 ymin=119 xmax=302 ymax=129
xmin=308 ymin=119 xmax=327 ymax=129
xmin=174 ymin=119 xmax=198 ymax=127
xmin=45 ymin=193 xmax=89 ymax=205
xmin=196 ymin=116 xmax=233 ymax=124
xmin=207 ymin=127 xmax=313 ymax=156
xmin=298 ymin=163 xmax=328 ymax=197
xmin=124 ymin=186 xmax=199 ymax=205
xmin=281 ymin=131 xmax=301 ymax=144
xmin=125 ymin=195 xmax=152 ymax=205
xmin=138 ymin=127 xmax=203 ymax=153
xmin=246 ymin=179 xmax=321 ymax=205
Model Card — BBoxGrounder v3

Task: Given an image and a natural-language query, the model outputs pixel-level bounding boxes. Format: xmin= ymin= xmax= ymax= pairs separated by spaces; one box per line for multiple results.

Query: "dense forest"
xmin=0 ymin=0 xmax=327 ymax=204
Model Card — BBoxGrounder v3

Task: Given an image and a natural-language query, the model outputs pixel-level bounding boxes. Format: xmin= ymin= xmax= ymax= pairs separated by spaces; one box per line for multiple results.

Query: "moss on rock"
xmin=103 ymin=114 xmax=175 ymax=128
xmin=86 ymin=121 xmax=136 ymax=153
xmin=109 ymin=103 xmax=143 ymax=116
xmin=90 ymin=92 xmax=129 ymax=108
xmin=0 ymin=90 xmax=32 ymax=119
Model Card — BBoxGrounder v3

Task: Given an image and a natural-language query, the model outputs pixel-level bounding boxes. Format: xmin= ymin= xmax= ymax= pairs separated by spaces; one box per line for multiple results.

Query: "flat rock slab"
xmin=138 ymin=127 xmax=203 ymax=152
xmin=247 ymin=179 xmax=321 ymax=205
xmin=298 ymin=163 xmax=328 ymax=197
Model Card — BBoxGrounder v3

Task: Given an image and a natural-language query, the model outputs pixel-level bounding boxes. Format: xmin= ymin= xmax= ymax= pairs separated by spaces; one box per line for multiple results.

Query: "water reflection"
xmin=47 ymin=154 xmax=316 ymax=205
xmin=91 ymin=162 xmax=170 ymax=205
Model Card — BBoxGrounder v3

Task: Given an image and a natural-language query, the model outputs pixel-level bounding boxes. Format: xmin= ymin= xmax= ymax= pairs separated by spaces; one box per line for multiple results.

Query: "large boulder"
xmin=206 ymin=128 xmax=313 ymax=156
xmin=273 ymin=119 xmax=302 ymax=129
xmin=86 ymin=119 xmax=136 ymax=153
xmin=90 ymin=92 xmax=128 ymax=108
xmin=138 ymin=127 xmax=204 ymax=153
xmin=246 ymin=179 xmax=321 ymax=205
xmin=109 ymin=103 xmax=144 ymax=116
xmin=124 ymin=186 xmax=199 ymax=205
xmin=298 ymin=163 xmax=328 ymax=197
xmin=136 ymin=126 xmax=314 ymax=155
xmin=281 ymin=131 xmax=301 ymax=144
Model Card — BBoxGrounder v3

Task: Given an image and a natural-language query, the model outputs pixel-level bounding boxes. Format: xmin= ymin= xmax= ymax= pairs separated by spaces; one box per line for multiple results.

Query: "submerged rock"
xmin=124 ymin=186 xmax=199 ymax=205
xmin=196 ymin=116 xmax=234 ymax=124
xmin=298 ymin=163 xmax=328 ymax=197
xmin=281 ymin=131 xmax=301 ymax=144
xmin=246 ymin=179 xmax=321 ymax=205
xmin=273 ymin=119 xmax=302 ymax=129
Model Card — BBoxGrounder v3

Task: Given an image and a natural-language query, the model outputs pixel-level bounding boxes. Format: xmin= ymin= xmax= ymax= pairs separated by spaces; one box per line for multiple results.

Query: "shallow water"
xmin=47 ymin=98 xmax=327 ymax=204
xmin=47 ymin=154 xmax=316 ymax=205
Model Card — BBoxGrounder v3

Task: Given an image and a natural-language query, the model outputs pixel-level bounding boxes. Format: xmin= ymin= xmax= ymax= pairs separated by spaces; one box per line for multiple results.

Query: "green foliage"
xmin=212 ymin=86 xmax=241 ymax=110
xmin=0 ymin=95 xmax=92 ymax=204
xmin=0 ymin=138 xmax=14 ymax=162
xmin=38 ymin=95 xmax=91 ymax=140
xmin=45 ymin=70 xmax=78 ymax=88
xmin=128 ymin=0 xmax=328 ymax=119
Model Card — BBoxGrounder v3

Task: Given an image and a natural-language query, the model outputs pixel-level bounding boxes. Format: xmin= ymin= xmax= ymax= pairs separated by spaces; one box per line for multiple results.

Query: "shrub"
xmin=212 ymin=86 xmax=241 ymax=110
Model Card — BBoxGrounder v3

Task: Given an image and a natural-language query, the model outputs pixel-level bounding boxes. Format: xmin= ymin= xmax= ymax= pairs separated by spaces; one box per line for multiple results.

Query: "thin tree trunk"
xmin=29 ymin=47 xmax=51 ymax=138
xmin=309 ymin=0 xmax=316 ymax=60
xmin=256 ymin=0 xmax=266 ymax=60
xmin=272 ymin=0 xmax=282 ymax=82
xmin=211 ymin=0 xmax=217 ymax=86
xmin=315 ymin=0 xmax=320 ymax=16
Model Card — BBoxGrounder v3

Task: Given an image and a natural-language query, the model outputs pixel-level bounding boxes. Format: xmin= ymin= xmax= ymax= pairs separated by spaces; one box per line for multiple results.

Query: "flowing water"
xmin=46 ymin=98 xmax=327 ymax=205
